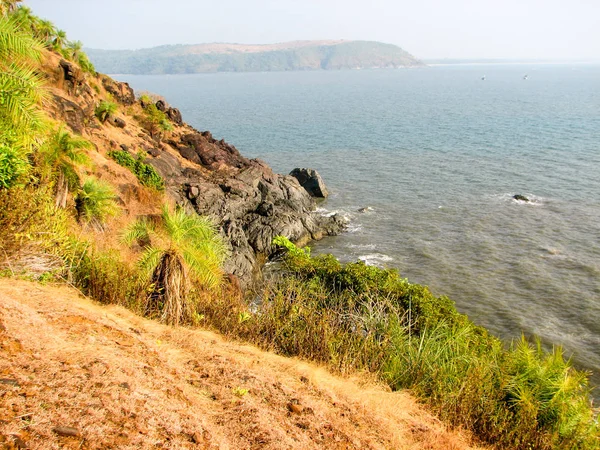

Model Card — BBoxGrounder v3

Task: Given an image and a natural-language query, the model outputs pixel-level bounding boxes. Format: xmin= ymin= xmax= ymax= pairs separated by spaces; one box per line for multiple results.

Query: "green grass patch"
xmin=108 ymin=149 xmax=164 ymax=191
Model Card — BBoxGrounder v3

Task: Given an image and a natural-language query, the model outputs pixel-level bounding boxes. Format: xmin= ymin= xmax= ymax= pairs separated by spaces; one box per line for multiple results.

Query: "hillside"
xmin=85 ymin=40 xmax=425 ymax=74
xmin=0 ymin=279 xmax=484 ymax=449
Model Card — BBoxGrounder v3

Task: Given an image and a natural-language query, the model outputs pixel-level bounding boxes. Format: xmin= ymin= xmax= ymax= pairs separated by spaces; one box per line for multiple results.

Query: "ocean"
xmin=117 ymin=64 xmax=600 ymax=390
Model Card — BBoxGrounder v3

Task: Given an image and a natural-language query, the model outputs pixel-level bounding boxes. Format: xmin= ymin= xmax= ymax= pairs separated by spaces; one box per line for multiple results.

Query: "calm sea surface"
xmin=117 ymin=65 xmax=600 ymax=390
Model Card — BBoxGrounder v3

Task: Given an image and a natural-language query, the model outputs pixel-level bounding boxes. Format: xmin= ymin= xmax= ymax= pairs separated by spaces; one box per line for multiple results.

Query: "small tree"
xmin=75 ymin=178 xmax=119 ymax=229
xmin=41 ymin=127 xmax=92 ymax=207
xmin=95 ymin=100 xmax=117 ymax=123
xmin=124 ymin=206 xmax=229 ymax=325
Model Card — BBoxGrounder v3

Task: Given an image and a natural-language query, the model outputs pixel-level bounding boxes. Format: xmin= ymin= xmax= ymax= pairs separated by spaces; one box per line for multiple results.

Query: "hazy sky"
xmin=24 ymin=0 xmax=600 ymax=60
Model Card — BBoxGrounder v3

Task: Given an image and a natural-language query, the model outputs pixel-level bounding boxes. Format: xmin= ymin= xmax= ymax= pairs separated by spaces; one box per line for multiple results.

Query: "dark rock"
xmin=50 ymin=94 xmax=87 ymax=134
xmin=289 ymin=168 xmax=329 ymax=198
xmin=513 ymin=194 xmax=530 ymax=202
xmin=109 ymin=116 xmax=126 ymax=128
xmin=59 ymin=59 xmax=83 ymax=94
xmin=52 ymin=426 xmax=80 ymax=437
xmin=357 ymin=206 xmax=373 ymax=213
xmin=120 ymin=144 xmax=129 ymax=152
xmin=146 ymin=147 xmax=161 ymax=157
xmin=101 ymin=76 xmax=135 ymax=105
xmin=0 ymin=378 xmax=19 ymax=387
xmin=180 ymin=133 xmax=249 ymax=169
xmin=179 ymin=147 xmax=202 ymax=165
xmin=166 ymin=107 xmax=183 ymax=126
xmin=256 ymin=201 xmax=274 ymax=217
xmin=155 ymin=100 xmax=166 ymax=111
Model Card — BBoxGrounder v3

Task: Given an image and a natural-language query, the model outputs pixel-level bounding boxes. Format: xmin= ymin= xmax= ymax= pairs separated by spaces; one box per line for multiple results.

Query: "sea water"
xmin=118 ymin=64 xmax=600 ymax=390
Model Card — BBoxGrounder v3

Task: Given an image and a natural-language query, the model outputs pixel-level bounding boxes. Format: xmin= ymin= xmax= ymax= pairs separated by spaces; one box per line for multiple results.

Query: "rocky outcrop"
xmin=50 ymin=94 xmax=91 ymax=134
xmin=101 ymin=76 xmax=135 ymax=105
xmin=145 ymin=144 xmax=346 ymax=284
xmin=166 ymin=107 xmax=183 ymax=126
xmin=290 ymin=168 xmax=329 ymax=198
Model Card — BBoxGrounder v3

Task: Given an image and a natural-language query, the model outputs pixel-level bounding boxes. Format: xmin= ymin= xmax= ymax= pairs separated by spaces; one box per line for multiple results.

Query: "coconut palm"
xmin=41 ymin=127 xmax=92 ymax=207
xmin=124 ymin=206 xmax=229 ymax=325
xmin=0 ymin=0 xmax=22 ymax=16
xmin=52 ymin=29 xmax=67 ymax=52
xmin=66 ymin=40 xmax=83 ymax=60
xmin=0 ymin=15 xmax=45 ymax=134
xmin=34 ymin=18 xmax=55 ymax=45
xmin=0 ymin=14 xmax=46 ymax=188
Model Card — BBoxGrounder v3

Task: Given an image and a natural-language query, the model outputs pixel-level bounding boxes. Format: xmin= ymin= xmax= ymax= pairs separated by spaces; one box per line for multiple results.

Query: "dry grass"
xmin=0 ymin=278 xmax=485 ymax=449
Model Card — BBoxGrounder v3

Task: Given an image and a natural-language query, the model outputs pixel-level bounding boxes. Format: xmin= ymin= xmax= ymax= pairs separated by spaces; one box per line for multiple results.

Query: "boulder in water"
xmin=513 ymin=194 xmax=530 ymax=202
xmin=289 ymin=168 xmax=328 ymax=198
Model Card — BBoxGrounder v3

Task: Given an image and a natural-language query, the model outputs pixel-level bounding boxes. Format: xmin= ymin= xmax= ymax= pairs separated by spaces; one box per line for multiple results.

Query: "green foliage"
xmin=95 ymin=100 xmax=117 ymax=123
xmin=123 ymin=205 xmax=229 ymax=325
xmin=0 ymin=184 xmax=71 ymax=262
xmin=0 ymin=134 xmax=28 ymax=188
xmin=138 ymin=103 xmax=172 ymax=138
xmin=74 ymin=178 xmax=119 ymax=226
xmin=0 ymin=14 xmax=46 ymax=136
xmin=260 ymin=237 xmax=600 ymax=449
xmin=107 ymin=149 xmax=164 ymax=191
xmin=68 ymin=245 xmax=144 ymax=311
xmin=0 ymin=0 xmax=23 ymax=16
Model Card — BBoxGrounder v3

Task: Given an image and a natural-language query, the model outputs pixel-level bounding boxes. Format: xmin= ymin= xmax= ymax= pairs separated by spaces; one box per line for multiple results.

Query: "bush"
xmin=75 ymin=178 xmax=119 ymax=227
xmin=108 ymin=149 xmax=164 ymax=190
xmin=0 ymin=142 xmax=29 ymax=189
xmin=95 ymin=100 xmax=117 ymax=123
xmin=261 ymin=236 xmax=599 ymax=449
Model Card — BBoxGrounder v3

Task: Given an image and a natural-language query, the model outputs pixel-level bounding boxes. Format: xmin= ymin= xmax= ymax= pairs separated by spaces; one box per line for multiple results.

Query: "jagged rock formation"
xmin=154 ymin=131 xmax=346 ymax=283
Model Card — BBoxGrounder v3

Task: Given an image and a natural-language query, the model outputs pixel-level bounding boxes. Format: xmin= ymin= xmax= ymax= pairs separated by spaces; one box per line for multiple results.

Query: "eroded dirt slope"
xmin=0 ymin=279 xmax=483 ymax=449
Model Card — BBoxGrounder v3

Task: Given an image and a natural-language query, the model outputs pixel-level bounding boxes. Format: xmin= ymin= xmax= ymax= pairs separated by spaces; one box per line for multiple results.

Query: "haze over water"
xmin=119 ymin=64 xmax=600 ymax=389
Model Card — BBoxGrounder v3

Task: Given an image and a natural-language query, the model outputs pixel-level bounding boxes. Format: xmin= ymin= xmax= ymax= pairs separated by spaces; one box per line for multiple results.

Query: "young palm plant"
xmin=0 ymin=14 xmax=46 ymax=134
xmin=124 ymin=206 xmax=229 ymax=326
xmin=41 ymin=127 xmax=92 ymax=207
xmin=75 ymin=178 xmax=119 ymax=229
xmin=0 ymin=14 xmax=47 ymax=188
xmin=0 ymin=0 xmax=22 ymax=16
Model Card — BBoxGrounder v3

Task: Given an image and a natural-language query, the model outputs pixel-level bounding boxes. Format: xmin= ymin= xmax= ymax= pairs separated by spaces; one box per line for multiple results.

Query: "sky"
xmin=24 ymin=0 xmax=600 ymax=60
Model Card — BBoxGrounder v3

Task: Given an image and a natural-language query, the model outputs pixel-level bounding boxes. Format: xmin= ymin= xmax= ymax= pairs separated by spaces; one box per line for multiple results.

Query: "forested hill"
xmin=86 ymin=40 xmax=425 ymax=74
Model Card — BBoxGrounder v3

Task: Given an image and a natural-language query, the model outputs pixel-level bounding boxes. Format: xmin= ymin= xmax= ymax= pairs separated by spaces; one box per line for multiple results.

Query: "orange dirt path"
xmin=0 ymin=279 xmax=484 ymax=449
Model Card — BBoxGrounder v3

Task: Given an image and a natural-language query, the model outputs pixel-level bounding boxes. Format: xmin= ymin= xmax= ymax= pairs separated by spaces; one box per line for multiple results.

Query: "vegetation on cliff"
xmin=85 ymin=40 xmax=425 ymax=75
xmin=0 ymin=4 xmax=598 ymax=450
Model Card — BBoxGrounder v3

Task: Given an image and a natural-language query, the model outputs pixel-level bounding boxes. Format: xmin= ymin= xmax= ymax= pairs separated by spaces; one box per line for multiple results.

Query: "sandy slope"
xmin=0 ymin=279 xmax=483 ymax=449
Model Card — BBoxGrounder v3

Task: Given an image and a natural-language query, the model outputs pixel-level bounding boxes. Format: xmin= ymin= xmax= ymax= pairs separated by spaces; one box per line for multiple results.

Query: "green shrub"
xmin=68 ymin=245 xmax=143 ymax=311
xmin=0 ymin=142 xmax=29 ymax=188
xmin=263 ymin=236 xmax=600 ymax=449
xmin=95 ymin=100 xmax=117 ymax=123
xmin=108 ymin=149 xmax=164 ymax=190
xmin=75 ymin=178 xmax=119 ymax=227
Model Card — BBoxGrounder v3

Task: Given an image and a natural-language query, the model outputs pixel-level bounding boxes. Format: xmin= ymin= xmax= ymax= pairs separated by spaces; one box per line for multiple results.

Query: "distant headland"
xmin=86 ymin=40 xmax=425 ymax=74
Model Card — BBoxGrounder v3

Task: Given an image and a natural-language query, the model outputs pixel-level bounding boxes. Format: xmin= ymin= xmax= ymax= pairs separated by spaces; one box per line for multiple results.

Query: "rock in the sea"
xmin=289 ymin=168 xmax=328 ymax=198
xmin=513 ymin=194 xmax=530 ymax=202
